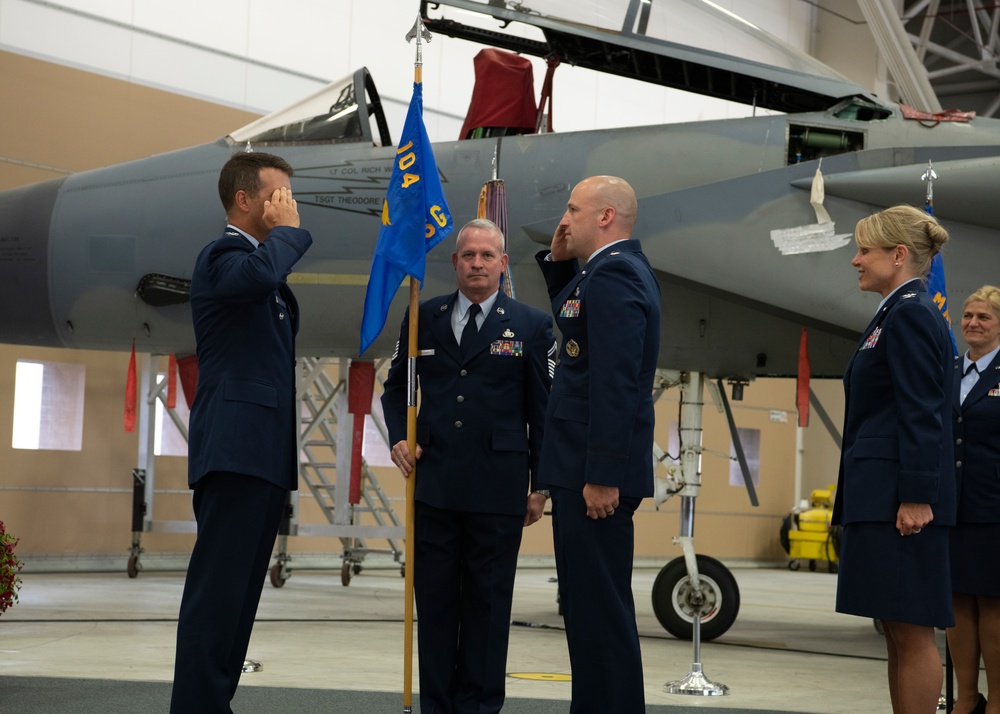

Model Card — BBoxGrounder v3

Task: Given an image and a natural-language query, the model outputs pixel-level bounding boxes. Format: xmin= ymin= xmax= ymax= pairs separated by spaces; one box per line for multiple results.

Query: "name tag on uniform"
xmin=560 ymin=299 xmax=581 ymax=318
xmin=860 ymin=326 xmax=882 ymax=350
xmin=490 ymin=340 xmax=523 ymax=356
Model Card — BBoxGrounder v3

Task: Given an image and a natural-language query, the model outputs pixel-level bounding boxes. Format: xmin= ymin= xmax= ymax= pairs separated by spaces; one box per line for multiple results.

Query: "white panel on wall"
xmin=36 ymin=0 xmax=134 ymax=24
xmin=130 ymin=34 xmax=249 ymax=108
xmin=133 ymin=0 xmax=250 ymax=58
xmin=246 ymin=0 xmax=349 ymax=81
xmin=1 ymin=0 xmax=132 ymax=78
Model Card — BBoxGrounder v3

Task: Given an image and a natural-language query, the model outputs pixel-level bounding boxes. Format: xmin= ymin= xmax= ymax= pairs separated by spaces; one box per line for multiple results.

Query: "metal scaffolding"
xmin=127 ymin=354 xmax=405 ymax=587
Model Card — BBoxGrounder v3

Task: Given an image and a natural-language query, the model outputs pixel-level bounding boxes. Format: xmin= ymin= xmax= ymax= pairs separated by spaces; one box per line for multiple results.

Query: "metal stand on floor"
xmin=661 ymin=370 xmax=729 ymax=697
xmin=663 ymin=609 xmax=728 ymax=696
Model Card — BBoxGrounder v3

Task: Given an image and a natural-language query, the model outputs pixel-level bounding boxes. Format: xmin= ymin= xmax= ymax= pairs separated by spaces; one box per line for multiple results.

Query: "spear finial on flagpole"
xmin=922 ymin=160 xmax=937 ymax=211
xmin=406 ymin=14 xmax=433 ymax=78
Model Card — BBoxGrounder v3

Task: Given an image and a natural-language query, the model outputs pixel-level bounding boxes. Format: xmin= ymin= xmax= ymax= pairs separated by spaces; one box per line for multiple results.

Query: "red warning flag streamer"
xmin=347 ymin=361 xmax=376 ymax=505
xmin=124 ymin=340 xmax=137 ymax=433
xmin=176 ymin=355 xmax=199 ymax=409
xmin=796 ymin=327 xmax=810 ymax=428
xmin=167 ymin=355 xmax=178 ymax=410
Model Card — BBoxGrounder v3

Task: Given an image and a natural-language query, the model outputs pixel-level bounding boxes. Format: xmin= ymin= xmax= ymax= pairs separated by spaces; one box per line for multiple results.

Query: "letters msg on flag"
xmin=360 ymin=81 xmax=453 ymax=355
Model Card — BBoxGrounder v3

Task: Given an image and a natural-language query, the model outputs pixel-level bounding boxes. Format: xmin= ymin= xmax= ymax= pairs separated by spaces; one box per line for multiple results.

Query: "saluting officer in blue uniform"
xmin=171 ymin=151 xmax=313 ymax=713
xmin=833 ymin=204 xmax=955 ymax=714
xmin=381 ymin=218 xmax=555 ymax=714
xmin=947 ymin=285 xmax=1000 ymax=714
xmin=535 ymin=175 xmax=661 ymax=714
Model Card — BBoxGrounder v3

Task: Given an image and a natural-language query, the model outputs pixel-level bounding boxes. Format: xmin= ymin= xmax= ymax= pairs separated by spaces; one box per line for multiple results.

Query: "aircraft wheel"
xmin=400 ymin=565 xmax=406 ymax=578
xmin=341 ymin=560 xmax=352 ymax=587
xmin=788 ymin=560 xmax=800 ymax=571
xmin=809 ymin=560 xmax=817 ymax=572
xmin=828 ymin=562 xmax=838 ymax=574
xmin=269 ymin=563 xmax=287 ymax=589
xmin=353 ymin=563 xmax=362 ymax=575
xmin=127 ymin=553 xmax=140 ymax=579
xmin=651 ymin=555 xmax=740 ymax=641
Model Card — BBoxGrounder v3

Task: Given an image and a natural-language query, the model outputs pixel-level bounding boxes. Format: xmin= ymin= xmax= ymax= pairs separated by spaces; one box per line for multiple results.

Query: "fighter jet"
xmin=2 ymin=0 xmax=995 ymax=375
xmin=1 ymin=0 xmax=995 ymax=644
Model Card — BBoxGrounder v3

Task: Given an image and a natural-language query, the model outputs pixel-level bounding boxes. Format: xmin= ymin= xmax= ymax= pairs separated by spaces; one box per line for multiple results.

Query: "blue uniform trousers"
xmin=551 ymin=486 xmax=645 ymax=713
xmin=170 ymin=472 xmax=287 ymax=714
xmin=414 ymin=501 xmax=524 ymax=714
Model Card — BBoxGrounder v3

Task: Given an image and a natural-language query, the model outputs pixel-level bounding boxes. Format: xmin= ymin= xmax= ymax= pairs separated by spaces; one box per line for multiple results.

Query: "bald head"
xmin=554 ymin=175 xmax=638 ymax=260
xmin=580 ymin=176 xmax=637 ymax=235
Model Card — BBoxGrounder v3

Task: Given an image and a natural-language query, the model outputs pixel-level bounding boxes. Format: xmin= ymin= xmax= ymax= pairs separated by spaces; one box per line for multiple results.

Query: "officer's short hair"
xmin=456 ymin=218 xmax=505 ymax=254
xmin=219 ymin=152 xmax=295 ymax=212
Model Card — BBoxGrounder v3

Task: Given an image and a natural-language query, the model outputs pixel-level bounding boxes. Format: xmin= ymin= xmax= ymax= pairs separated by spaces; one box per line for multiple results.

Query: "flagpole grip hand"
xmin=390 ymin=440 xmax=420 ymax=477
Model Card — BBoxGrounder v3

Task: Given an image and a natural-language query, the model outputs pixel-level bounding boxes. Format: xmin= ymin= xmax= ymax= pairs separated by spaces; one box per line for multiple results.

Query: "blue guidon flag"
xmin=360 ymin=81 xmax=453 ymax=355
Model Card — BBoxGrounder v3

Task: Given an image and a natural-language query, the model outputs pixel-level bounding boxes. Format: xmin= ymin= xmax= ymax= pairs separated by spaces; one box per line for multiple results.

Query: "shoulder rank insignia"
xmin=609 ymin=251 xmax=621 ymax=256
xmin=565 ymin=339 xmax=580 ymax=358
xmin=901 ymin=292 xmax=917 ymax=299
xmin=502 ymin=328 xmax=515 ymax=338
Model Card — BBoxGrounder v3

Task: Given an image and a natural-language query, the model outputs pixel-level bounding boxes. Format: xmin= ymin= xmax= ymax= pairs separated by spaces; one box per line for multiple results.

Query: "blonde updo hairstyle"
xmin=854 ymin=204 xmax=949 ymax=278
xmin=964 ymin=285 xmax=1000 ymax=320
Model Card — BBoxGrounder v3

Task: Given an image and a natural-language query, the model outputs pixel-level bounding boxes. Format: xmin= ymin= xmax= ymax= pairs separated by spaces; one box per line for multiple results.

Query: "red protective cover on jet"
xmin=459 ymin=48 xmax=538 ymax=140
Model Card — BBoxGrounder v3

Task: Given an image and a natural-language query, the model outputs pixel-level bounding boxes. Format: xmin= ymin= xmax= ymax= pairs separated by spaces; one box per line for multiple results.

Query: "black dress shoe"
xmin=971 ymin=693 xmax=987 ymax=714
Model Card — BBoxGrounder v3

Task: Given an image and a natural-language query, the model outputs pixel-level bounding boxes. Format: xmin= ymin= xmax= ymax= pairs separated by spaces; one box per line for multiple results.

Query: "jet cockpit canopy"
xmin=229 ymin=67 xmax=391 ymax=147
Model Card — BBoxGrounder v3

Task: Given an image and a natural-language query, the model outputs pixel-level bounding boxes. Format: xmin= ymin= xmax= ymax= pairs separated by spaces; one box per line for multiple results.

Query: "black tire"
xmin=269 ymin=563 xmax=286 ymax=588
xmin=788 ymin=559 xmax=800 ymax=571
xmin=779 ymin=513 xmax=795 ymax=555
xmin=341 ymin=560 xmax=352 ymax=587
xmin=127 ymin=553 xmax=140 ymax=579
xmin=651 ymin=555 xmax=740 ymax=641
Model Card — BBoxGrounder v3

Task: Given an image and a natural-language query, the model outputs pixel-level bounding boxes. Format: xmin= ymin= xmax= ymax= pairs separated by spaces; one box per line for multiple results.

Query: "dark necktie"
xmin=965 ymin=362 xmax=979 ymax=376
xmin=460 ymin=303 xmax=481 ymax=352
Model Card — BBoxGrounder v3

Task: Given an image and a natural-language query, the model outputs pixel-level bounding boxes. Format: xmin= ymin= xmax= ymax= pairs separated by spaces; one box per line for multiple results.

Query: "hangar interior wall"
xmin=0 ymin=50 xmax=847 ymax=572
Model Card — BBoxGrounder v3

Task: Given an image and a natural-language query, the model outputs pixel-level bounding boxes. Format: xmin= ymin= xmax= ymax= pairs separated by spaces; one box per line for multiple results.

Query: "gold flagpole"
xmin=403 ymin=14 xmax=431 ymax=714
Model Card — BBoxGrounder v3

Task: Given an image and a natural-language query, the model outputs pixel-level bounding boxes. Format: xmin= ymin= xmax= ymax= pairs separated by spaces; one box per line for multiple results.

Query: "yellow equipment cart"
xmin=783 ymin=487 xmax=840 ymax=573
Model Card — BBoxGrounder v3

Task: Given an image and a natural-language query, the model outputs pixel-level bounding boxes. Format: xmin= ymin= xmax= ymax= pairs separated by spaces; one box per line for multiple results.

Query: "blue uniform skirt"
xmin=950 ymin=522 xmax=1000 ymax=597
xmin=836 ymin=522 xmax=954 ymax=628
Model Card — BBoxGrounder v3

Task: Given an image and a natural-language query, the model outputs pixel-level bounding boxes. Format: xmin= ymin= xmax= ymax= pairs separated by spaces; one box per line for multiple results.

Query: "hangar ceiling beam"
xmin=857 ymin=0 xmax=942 ymax=111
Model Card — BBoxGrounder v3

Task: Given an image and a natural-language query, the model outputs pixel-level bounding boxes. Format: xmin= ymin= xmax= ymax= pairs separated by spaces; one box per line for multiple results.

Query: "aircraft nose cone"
xmin=0 ymin=178 xmax=65 ymax=347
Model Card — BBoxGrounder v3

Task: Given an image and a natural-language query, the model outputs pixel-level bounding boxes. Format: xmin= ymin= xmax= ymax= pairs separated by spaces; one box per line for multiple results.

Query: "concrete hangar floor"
xmin=0 ymin=560 xmax=971 ymax=713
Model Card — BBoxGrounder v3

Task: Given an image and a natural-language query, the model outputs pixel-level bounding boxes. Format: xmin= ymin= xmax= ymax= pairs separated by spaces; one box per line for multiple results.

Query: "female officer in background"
xmin=832 ymin=204 xmax=956 ymax=714
xmin=948 ymin=285 xmax=1000 ymax=714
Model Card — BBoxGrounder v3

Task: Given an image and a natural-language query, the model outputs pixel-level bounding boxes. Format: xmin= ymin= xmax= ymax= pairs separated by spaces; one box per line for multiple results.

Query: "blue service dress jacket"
xmin=381 ymin=290 xmax=555 ymax=516
xmin=953 ymin=350 xmax=1000 ymax=523
xmin=833 ymin=279 xmax=956 ymax=526
xmin=534 ymin=241 xmax=661 ymax=498
xmin=187 ymin=225 xmax=313 ymax=491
